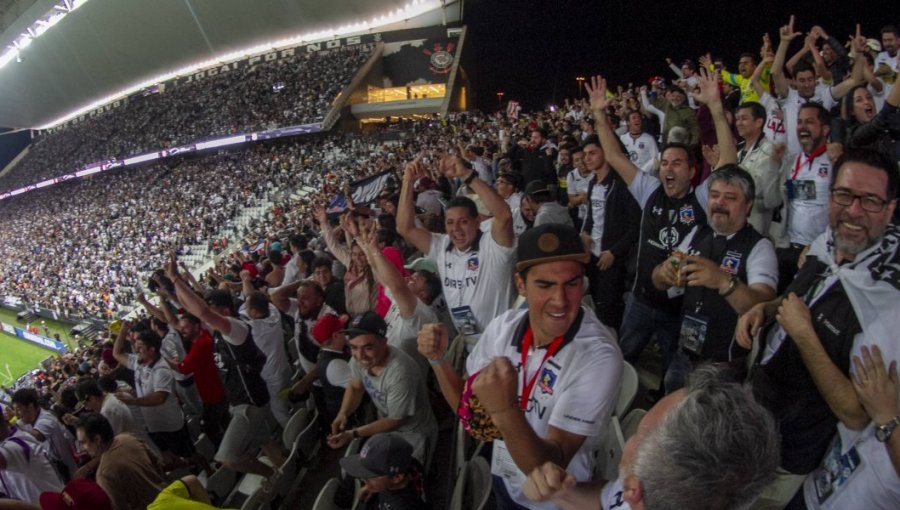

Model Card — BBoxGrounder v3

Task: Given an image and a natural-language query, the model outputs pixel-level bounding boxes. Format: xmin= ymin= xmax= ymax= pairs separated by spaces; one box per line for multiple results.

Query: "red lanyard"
xmin=791 ymin=145 xmax=827 ymax=180
xmin=519 ymin=327 xmax=565 ymax=411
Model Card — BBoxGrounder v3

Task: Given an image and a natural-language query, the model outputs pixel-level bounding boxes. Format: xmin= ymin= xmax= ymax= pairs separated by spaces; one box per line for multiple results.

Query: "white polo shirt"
xmin=785 ymin=150 xmax=832 ymax=246
xmin=127 ymin=354 xmax=184 ymax=433
xmin=466 ymin=308 xmax=623 ymax=510
xmin=427 ymin=231 xmax=516 ymax=336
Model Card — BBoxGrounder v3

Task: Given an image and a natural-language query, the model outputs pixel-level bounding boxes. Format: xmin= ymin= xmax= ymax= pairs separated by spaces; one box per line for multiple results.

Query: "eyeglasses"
xmin=830 ymin=188 xmax=889 ymax=213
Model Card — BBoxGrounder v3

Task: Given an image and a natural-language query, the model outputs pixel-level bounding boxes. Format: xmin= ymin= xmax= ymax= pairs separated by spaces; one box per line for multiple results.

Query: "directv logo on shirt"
xmin=444 ymin=276 xmax=477 ymax=289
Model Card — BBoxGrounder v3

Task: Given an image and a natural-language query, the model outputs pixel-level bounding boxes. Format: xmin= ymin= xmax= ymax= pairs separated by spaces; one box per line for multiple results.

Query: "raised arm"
xmin=440 ymin=153 xmax=514 ymax=247
xmin=691 ymin=68 xmax=737 ymax=169
xmin=831 ymin=25 xmax=868 ymax=100
xmin=396 ymin=156 xmax=434 ymax=255
xmin=271 ymin=280 xmax=303 ymax=314
xmin=111 ymin=320 xmax=133 ymax=369
xmin=357 ymin=223 xmax=417 ymax=318
xmin=773 ymin=15 xmax=803 ymax=98
xmin=315 ymin=207 xmax=351 ymax=267
xmin=166 ymin=253 xmax=233 ymax=336
xmin=586 ymin=76 xmax=640 ymax=185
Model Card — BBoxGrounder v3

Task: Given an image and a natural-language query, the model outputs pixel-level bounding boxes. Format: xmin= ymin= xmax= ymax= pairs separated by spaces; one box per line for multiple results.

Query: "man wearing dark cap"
xmin=525 ymin=180 xmax=573 ymax=228
xmin=327 ymin=311 xmax=437 ymax=465
xmin=340 ymin=433 xmax=427 ymax=509
xmin=418 ymin=223 xmax=623 ymax=509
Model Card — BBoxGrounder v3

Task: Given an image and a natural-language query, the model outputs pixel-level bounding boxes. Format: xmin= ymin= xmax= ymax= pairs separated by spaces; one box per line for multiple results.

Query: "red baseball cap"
xmin=311 ymin=314 xmax=348 ymax=344
xmin=40 ymin=480 xmax=112 ymax=510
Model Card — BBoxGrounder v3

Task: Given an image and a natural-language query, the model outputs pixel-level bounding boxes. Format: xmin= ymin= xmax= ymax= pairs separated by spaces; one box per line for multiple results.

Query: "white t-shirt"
xmin=0 ymin=430 xmax=63 ymax=503
xmin=232 ymin=304 xmax=292 ymax=386
xmin=874 ymin=51 xmax=898 ymax=97
xmin=567 ymin=169 xmax=592 ymax=221
xmin=586 ymin=179 xmax=610 ymax=257
xmin=426 ymin=230 xmax=516 ymax=336
xmin=619 ymin=132 xmax=659 ymax=174
xmin=160 ymin=329 xmax=189 ymax=382
xmin=127 ymin=354 xmax=184 ymax=433
xmin=758 ymin=92 xmax=787 ymax=146
xmin=383 ymin=288 xmax=437 ymax=379
xmin=785 ymin=150 xmax=831 ymax=246
xmin=21 ymin=409 xmax=77 ymax=476
xmin=101 ymin=394 xmax=143 ymax=437
xmin=466 ymin=308 xmax=623 ymax=510
xmin=282 ymin=254 xmax=302 ymax=286
xmin=782 ymin=86 xmax=836 ymax=156
xmin=506 ymin=192 xmax=524 ymax=212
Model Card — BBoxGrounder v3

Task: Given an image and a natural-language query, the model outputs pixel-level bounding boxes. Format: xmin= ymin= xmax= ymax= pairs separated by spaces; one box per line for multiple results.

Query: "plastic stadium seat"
xmin=448 ymin=456 xmax=492 ymax=510
xmin=312 ymin=478 xmax=342 ymax=510
xmin=205 ymin=468 xmax=238 ymax=506
xmin=615 ymin=361 xmax=639 ymax=417
xmin=282 ymin=408 xmax=311 ymax=451
xmin=593 ymin=415 xmax=625 ymax=483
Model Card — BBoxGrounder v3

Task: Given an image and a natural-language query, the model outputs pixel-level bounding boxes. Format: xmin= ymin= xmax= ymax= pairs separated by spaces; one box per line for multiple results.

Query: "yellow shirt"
xmin=719 ymin=63 xmax=772 ymax=104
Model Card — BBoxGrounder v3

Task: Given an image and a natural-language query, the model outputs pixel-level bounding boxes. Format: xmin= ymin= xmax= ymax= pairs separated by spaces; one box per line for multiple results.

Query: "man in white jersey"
xmin=875 ymin=25 xmax=898 ymax=96
xmin=619 ymin=111 xmax=659 ymax=175
xmin=566 ymin=146 xmax=593 ymax=227
xmin=398 ymin=153 xmax=515 ymax=343
xmin=773 ymin=102 xmax=833 ymax=293
xmin=771 ymin=15 xmax=865 ymax=155
xmin=419 ymin=223 xmax=622 ymax=510
xmin=521 ymin=367 xmax=779 ymax=510
xmin=0 ymin=407 xmax=64 ymax=503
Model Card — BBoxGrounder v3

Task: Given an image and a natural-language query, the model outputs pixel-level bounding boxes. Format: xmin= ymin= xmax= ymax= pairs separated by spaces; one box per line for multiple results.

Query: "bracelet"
xmin=720 ymin=275 xmax=739 ymax=297
xmin=462 ymin=171 xmax=477 ymax=186
xmin=428 ymin=354 xmax=447 ymax=366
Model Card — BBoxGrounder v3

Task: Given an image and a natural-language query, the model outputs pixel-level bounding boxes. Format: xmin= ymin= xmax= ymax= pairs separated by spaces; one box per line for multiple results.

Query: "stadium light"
xmin=35 ymin=0 xmax=450 ymax=130
xmin=0 ymin=0 xmax=90 ymax=73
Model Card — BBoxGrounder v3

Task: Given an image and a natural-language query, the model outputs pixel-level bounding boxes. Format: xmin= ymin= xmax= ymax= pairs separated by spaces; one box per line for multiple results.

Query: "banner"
xmin=350 ymin=170 xmax=394 ymax=205
xmin=0 ymin=322 xmax=67 ymax=353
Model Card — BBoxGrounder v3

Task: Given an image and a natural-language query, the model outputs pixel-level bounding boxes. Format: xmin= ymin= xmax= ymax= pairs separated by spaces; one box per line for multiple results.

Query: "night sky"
xmin=464 ymin=0 xmax=893 ymax=111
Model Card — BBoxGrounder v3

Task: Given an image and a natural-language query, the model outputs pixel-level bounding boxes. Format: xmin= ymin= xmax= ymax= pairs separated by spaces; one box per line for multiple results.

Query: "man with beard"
xmin=737 ymin=148 xmax=900 ymax=508
xmin=652 ymin=166 xmax=777 ymax=392
xmin=773 ymin=103 xmax=833 ymax=292
xmin=772 ymin=15 xmax=865 ymax=155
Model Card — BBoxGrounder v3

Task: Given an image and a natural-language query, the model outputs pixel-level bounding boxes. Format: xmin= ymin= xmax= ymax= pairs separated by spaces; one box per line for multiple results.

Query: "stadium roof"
xmin=0 ymin=0 xmax=459 ymax=129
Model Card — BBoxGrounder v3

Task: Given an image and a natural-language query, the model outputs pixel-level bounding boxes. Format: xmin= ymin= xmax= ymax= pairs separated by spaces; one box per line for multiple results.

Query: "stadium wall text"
xmin=0 ymin=321 xmax=67 ymax=353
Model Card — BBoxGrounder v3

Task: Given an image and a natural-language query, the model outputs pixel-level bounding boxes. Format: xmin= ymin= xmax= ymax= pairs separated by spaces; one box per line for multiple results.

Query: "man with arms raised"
xmin=398 ymin=153 xmax=515 ymax=348
xmin=585 ymin=71 xmax=734 ymax=384
xmin=418 ymin=223 xmax=622 ymax=509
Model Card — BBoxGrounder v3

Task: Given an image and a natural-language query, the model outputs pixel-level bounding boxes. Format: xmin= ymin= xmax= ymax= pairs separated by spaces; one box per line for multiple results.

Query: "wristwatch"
xmin=875 ymin=416 xmax=900 ymax=442
xmin=351 ymin=428 xmax=360 ymax=439
xmin=720 ymin=274 xmax=739 ymax=297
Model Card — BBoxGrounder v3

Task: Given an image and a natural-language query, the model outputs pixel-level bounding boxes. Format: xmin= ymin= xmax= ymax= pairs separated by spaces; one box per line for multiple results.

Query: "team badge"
xmin=538 ymin=368 xmax=557 ymax=395
xmin=466 ymin=256 xmax=480 ymax=271
xmin=423 ymin=42 xmax=456 ymax=74
xmin=720 ymin=251 xmax=742 ymax=274
xmin=659 ymin=227 xmax=680 ymax=247
xmin=638 ymin=142 xmax=645 ymax=149
xmin=679 ymin=205 xmax=695 ymax=225
xmin=818 ymin=164 xmax=829 ymax=178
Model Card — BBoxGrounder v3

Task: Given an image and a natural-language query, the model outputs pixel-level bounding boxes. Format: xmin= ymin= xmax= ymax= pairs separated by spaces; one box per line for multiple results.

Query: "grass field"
xmin=0 ymin=307 xmax=77 ymax=387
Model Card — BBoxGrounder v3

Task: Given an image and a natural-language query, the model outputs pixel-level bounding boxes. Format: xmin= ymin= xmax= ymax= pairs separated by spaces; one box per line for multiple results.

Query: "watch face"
xmin=876 ymin=426 xmax=889 ymax=442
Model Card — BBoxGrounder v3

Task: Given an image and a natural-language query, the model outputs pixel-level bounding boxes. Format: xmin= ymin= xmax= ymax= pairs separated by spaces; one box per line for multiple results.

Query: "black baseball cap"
xmin=339 ymin=433 xmax=413 ymax=479
xmin=516 ymin=223 xmax=591 ymax=272
xmin=341 ymin=311 xmax=387 ymax=339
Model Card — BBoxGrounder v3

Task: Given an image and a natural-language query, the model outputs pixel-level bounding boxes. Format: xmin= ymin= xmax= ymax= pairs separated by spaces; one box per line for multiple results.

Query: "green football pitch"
xmin=0 ymin=307 xmax=77 ymax=387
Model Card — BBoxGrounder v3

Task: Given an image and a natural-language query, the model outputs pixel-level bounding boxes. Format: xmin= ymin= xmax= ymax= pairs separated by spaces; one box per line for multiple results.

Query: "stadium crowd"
xmin=2 ymin=14 xmax=900 ymax=510
xmin=0 ymin=43 xmax=374 ymax=194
